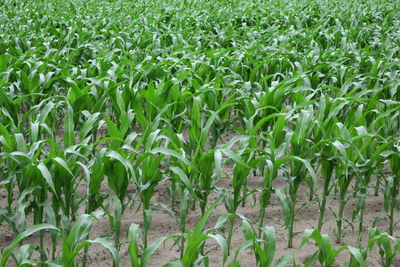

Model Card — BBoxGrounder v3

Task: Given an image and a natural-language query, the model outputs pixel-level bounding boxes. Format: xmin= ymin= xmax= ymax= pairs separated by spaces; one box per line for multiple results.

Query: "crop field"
xmin=1 ymin=0 xmax=400 ymax=266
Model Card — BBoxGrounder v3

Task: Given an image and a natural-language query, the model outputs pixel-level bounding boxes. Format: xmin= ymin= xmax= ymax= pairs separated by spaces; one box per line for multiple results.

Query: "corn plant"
xmin=276 ymin=155 xmax=316 ymax=248
xmin=221 ymin=143 xmax=260 ymax=254
xmin=133 ymin=133 xmax=190 ymax=249
xmin=61 ymin=212 xmax=119 ymax=267
xmin=350 ymin=131 xmax=388 ymax=245
xmin=240 ymin=221 xmax=276 ymax=266
xmin=0 ymin=224 xmax=58 ymax=267
xmin=327 ymin=125 xmax=360 ymax=243
xmin=228 ymin=219 xmax=294 ymax=267
xmin=185 ymin=98 xmax=234 ymax=214
xmin=300 ymin=229 xmax=366 ymax=267
xmin=367 ymin=228 xmax=400 ymax=267
xmin=277 ymin=109 xmax=317 ymax=248
xmin=128 ymin=223 xmax=174 ymax=267
xmin=3 ymin=134 xmax=59 ymax=261
xmin=311 ymin=95 xmax=355 ymax=231
xmin=169 ymin=168 xmax=195 ymax=259
xmin=101 ymin=149 xmax=134 ymax=250
xmin=166 ymin=193 xmax=227 ymax=267
xmin=316 ymin=144 xmax=336 ymax=231
xmin=257 ymin=112 xmax=287 ymax=229
xmin=380 ymin=145 xmax=400 ymax=235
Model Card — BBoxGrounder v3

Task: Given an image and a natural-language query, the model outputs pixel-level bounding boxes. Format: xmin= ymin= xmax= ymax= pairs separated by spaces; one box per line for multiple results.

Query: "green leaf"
xmin=37 ymin=163 xmax=57 ymax=197
xmin=182 ymin=193 xmax=225 ymax=266
xmin=141 ymin=236 xmax=170 ymax=267
xmin=207 ymin=234 xmax=228 ymax=265
xmin=170 ymin=166 xmax=196 ymax=197
xmin=220 ymin=148 xmax=251 ymax=169
xmin=64 ymin=104 xmax=75 ymax=148
xmin=274 ymin=254 xmax=294 ymax=267
xmin=82 ymin=238 xmax=120 ymax=267
xmin=347 ymin=246 xmax=366 ymax=267
xmin=1 ymin=224 xmax=58 ymax=267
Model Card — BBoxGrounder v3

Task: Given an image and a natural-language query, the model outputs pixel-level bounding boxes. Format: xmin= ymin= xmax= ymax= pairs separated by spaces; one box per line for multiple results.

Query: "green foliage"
xmin=0 ymin=0 xmax=399 ymax=265
xmin=300 ymin=229 xmax=366 ymax=267
xmin=368 ymin=228 xmax=400 ymax=267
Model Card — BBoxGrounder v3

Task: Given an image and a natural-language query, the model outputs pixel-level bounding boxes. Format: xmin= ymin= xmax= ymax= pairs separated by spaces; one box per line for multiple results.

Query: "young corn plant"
xmin=333 ymin=158 xmax=358 ymax=244
xmin=278 ymin=109 xmax=317 ymax=248
xmin=228 ymin=219 xmax=294 ymax=267
xmin=367 ymin=228 xmax=400 ymax=267
xmin=312 ymin=95 xmax=354 ymax=231
xmin=134 ymin=149 xmax=164 ymax=250
xmin=380 ymin=144 xmax=400 ymax=236
xmin=84 ymin=149 xmax=107 ymax=214
xmin=369 ymin=106 xmax=399 ymax=196
xmin=276 ymin=156 xmax=317 ymax=248
xmin=315 ymin=142 xmax=337 ymax=231
xmin=133 ymin=130 xmax=192 ymax=249
xmin=167 ymin=193 xmax=227 ymax=267
xmin=48 ymin=139 xmax=78 ymax=227
xmin=350 ymin=130 xmax=388 ymax=245
xmin=102 ymin=149 xmax=134 ymax=250
xmin=300 ymin=229 xmax=366 ymax=267
xmin=277 ymin=137 xmax=316 ymax=248
xmin=328 ymin=124 xmax=360 ymax=244
xmin=195 ymin=149 xmax=217 ymax=215
xmin=61 ymin=212 xmax=120 ymax=267
xmin=168 ymin=143 xmax=216 ymax=217
xmin=169 ymin=168 xmax=196 ymax=259
xmin=258 ymin=112 xmax=287 ymax=229
xmin=5 ymin=135 xmax=59 ymax=261
xmin=220 ymin=141 xmax=262 ymax=254
xmin=236 ymin=220 xmax=276 ymax=266
xmin=128 ymin=223 xmax=174 ymax=267
xmin=184 ymin=96 xmax=235 ymax=213
xmin=0 ymin=224 xmax=58 ymax=267
xmin=0 ymin=122 xmax=19 ymax=214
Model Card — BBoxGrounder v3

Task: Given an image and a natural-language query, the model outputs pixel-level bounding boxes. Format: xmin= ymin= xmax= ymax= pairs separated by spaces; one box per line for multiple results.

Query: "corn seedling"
xmin=300 ymin=229 xmax=366 ymax=267
xmin=128 ymin=223 xmax=174 ymax=267
xmin=166 ymin=193 xmax=227 ymax=267
xmin=381 ymin=145 xmax=400 ymax=235
xmin=61 ymin=212 xmax=119 ymax=267
xmin=367 ymin=228 xmax=400 ymax=267
xmin=0 ymin=224 xmax=58 ymax=267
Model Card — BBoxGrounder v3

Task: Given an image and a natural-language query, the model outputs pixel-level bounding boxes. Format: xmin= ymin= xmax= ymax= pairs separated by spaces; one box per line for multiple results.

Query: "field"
xmin=1 ymin=0 xmax=400 ymax=266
